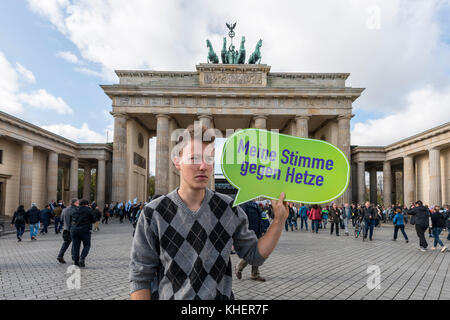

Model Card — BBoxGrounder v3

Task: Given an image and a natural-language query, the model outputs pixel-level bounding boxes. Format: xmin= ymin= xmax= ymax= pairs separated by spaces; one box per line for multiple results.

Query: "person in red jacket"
xmin=309 ymin=204 xmax=322 ymax=233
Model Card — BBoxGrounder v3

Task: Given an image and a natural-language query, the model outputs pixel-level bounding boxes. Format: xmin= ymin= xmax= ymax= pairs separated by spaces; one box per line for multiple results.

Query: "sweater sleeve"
xmin=129 ymin=206 xmax=160 ymax=294
xmin=232 ymin=205 xmax=266 ymax=267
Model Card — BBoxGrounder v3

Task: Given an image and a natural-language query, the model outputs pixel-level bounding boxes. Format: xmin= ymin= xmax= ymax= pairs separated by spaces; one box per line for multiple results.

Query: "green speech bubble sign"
xmin=221 ymin=129 xmax=350 ymax=207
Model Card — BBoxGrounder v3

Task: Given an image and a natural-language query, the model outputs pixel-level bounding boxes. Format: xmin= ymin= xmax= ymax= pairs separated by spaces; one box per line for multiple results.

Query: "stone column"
xmin=357 ymin=161 xmax=365 ymax=204
xmin=62 ymin=167 xmax=70 ymax=204
xmin=97 ymin=159 xmax=106 ymax=209
xmin=83 ymin=165 xmax=91 ymax=201
xmin=19 ymin=143 xmax=34 ymax=208
xmin=295 ymin=116 xmax=309 ymax=138
xmin=369 ymin=167 xmax=377 ymax=205
xmin=112 ymin=113 xmax=128 ymax=203
xmin=337 ymin=115 xmax=353 ymax=204
xmin=168 ymin=118 xmax=178 ymax=192
xmin=403 ymin=155 xmax=415 ymax=207
xmin=69 ymin=158 xmax=79 ymax=200
xmin=383 ymin=161 xmax=392 ymax=207
xmin=198 ymin=114 xmax=215 ymax=191
xmin=105 ymin=160 xmax=112 ymax=205
xmin=47 ymin=152 xmax=58 ymax=203
xmin=155 ymin=114 xmax=170 ymax=195
xmin=396 ymin=170 xmax=403 ymax=205
xmin=352 ymin=162 xmax=358 ymax=203
xmin=253 ymin=115 xmax=267 ymax=130
xmin=428 ymin=148 xmax=442 ymax=206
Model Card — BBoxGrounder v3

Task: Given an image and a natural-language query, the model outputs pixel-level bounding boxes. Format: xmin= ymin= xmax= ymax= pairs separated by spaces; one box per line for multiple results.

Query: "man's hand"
xmin=270 ymin=192 xmax=289 ymax=223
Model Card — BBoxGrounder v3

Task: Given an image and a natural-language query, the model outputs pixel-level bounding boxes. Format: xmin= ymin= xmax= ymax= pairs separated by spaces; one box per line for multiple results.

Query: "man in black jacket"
xmin=57 ymin=198 xmax=79 ymax=264
xmin=235 ymin=200 xmax=266 ymax=282
xmin=361 ymin=201 xmax=377 ymax=241
xmin=408 ymin=200 xmax=430 ymax=251
xmin=26 ymin=203 xmax=41 ymax=241
xmin=70 ymin=199 xmax=96 ymax=267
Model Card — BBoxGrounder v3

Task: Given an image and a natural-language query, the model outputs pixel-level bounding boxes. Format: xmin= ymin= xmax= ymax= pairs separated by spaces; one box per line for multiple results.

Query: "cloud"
xmin=27 ymin=0 xmax=69 ymax=32
xmin=27 ymin=0 xmax=450 ymax=147
xmin=42 ymin=122 xmax=106 ymax=143
xmin=18 ymin=89 xmax=73 ymax=114
xmin=15 ymin=63 xmax=36 ymax=83
xmin=56 ymin=50 xmax=82 ymax=64
xmin=351 ymin=85 xmax=450 ymax=146
xmin=27 ymin=1 xmax=450 ymax=107
xmin=0 ymin=52 xmax=22 ymax=114
xmin=0 ymin=51 xmax=73 ymax=116
xmin=74 ymin=67 xmax=103 ymax=78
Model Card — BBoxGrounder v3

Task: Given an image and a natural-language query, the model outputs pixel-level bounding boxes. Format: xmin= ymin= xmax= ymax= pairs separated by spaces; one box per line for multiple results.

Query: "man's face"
xmin=175 ymin=140 xmax=214 ymax=190
xmin=74 ymin=200 xmax=79 ymax=207
xmin=365 ymin=201 xmax=370 ymax=208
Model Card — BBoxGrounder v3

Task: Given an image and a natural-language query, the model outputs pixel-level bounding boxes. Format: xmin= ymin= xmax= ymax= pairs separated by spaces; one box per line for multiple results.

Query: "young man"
xmin=70 ymin=199 xmax=96 ymax=267
xmin=129 ymin=124 xmax=289 ymax=300
xmin=57 ymin=198 xmax=79 ymax=264
xmin=408 ymin=200 xmax=430 ymax=251
xmin=362 ymin=201 xmax=376 ymax=241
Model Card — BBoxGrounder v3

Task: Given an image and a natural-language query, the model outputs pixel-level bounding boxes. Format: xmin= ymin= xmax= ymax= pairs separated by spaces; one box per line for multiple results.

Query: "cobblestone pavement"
xmin=1 ymin=219 xmax=449 ymax=300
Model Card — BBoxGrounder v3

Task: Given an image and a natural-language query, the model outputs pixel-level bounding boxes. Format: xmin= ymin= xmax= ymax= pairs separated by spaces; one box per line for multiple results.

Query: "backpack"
xmin=15 ymin=210 xmax=26 ymax=224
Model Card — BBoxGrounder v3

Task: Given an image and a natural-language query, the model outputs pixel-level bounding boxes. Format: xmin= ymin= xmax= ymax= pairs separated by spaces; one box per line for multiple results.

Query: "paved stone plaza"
xmin=0 ymin=219 xmax=449 ymax=300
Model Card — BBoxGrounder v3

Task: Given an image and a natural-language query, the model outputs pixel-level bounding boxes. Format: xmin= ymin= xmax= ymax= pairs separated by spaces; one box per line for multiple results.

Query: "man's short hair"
xmin=79 ymin=199 xmax=89 ymax=206
xmin=415 ymin=200 xmax=423 ymax=206
xmin=175 ymin=124 xmax=216 ymax=155
xmin=71 ymin=198 xmax=79 ymax=206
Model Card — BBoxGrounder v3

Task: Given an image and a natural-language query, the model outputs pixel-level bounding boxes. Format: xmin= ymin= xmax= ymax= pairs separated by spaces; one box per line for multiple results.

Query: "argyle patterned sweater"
xmin=129 ymin=188 xmax=266 ymax=300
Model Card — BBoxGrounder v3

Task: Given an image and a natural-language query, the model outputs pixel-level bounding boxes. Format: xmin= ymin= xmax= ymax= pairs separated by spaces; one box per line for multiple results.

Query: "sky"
xmin=0 ymin=0 xmax=449 ymax=175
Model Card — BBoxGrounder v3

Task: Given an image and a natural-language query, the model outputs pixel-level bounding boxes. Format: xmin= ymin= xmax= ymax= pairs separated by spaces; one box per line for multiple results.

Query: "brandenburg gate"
xmin=101 ymin=63 xmax=364 ymax=203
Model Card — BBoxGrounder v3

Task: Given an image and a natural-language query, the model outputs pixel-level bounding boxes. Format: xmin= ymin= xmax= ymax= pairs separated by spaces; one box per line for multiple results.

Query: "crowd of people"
xmin=9 ymin=197 xmax=450 ymax=269
xmin=9 ymin=196 xmax=157 ymax=266
xmin=257 ymin=200 xmax=449 ymax=252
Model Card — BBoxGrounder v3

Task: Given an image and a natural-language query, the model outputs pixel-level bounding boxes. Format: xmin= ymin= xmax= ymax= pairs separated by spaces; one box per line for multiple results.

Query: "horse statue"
xmin=206 ymin=40 xmax=219 ymax=64
xmin=221 ymin=37 xmax=228 ymax=64
xmin=237 ymin=36 xmax=246 ymax=64
xmin=248 ymin=39 xmax=262 ymax=64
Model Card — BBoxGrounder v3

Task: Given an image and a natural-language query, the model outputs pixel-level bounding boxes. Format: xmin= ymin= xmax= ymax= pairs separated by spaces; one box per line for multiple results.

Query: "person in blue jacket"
xmin=392 ymin=208 xmax=408 ymax=243
xmin=39 ymin=204 xmax=52 ymax=235
xmin=299 ymin=204 xmax=308 ymax=231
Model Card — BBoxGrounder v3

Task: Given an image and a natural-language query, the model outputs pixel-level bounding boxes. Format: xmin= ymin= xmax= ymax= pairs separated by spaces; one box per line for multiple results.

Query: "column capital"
xmin=253 ymin=115 xmax=268 ymax=120
xmin=155 ymin=113 xmax=171 ymax=120
xmin=427 ymin=146 xmax=441 ymax=152
xmin=295 ymin=115 xmax=310 ymax=121
xmin=110 ymin=112 xmax=129 ymax=119
xmin=198 ymin=114 xmax=213 ymax=120
xmin=337 ymin=114 xmax=354 ymax=121
xmin=403 ymin=154 xmax=414 ymax=159
xmin=21 ymin=141 xmax=34 ymax=148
